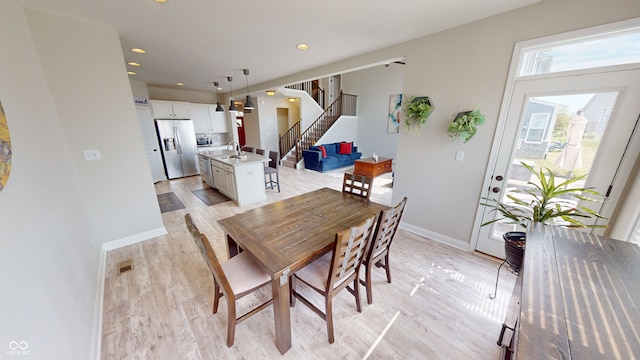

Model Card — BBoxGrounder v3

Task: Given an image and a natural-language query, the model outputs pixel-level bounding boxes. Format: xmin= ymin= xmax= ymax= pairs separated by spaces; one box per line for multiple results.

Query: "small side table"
xmin=354 ymin=157 xmax=392 ymax=178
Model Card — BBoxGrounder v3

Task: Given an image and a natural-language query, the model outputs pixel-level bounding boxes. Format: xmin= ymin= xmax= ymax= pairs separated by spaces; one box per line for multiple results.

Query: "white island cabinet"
xmin=205 ymin=152 xmax=267 ymax=206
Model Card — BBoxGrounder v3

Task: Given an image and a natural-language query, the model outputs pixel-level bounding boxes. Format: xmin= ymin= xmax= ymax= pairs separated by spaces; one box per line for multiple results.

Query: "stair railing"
xmin=292 ymin=91 xmax=357 ymax=162
xmin=279 ymin=121 xmax=301 ymax=158
xmin=285 ymin=80 xmax=325 ymax=109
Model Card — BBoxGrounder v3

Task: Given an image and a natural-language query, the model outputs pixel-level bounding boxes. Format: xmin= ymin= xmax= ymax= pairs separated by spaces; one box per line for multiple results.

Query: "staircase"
xmin=280 ymin=91 xmax=357 ymax=168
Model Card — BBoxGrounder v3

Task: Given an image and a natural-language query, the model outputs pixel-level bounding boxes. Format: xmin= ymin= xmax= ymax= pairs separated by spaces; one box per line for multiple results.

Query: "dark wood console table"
xmin=354 ymin=157 xmax=392 ymax=178
xmin=499 ymin=224 xmax=640 ymax=359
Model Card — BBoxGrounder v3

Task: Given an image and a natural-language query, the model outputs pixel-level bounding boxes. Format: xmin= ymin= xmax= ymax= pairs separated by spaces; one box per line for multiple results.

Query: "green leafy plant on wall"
xmin=448 ymin=109 xmax=485 ymax=143
xmin=404 ymin=96 xmax=434 ymax=135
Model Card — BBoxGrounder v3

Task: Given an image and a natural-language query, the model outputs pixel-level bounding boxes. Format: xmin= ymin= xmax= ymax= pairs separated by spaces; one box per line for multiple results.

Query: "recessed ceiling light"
xmin=266 ymin=90 xmax=276 ymax=96
xmin=288 ymin=97 xmax=296 ymax=102
xmin=154 ymin=0 xmax=168 ymax=3
xmin=130 ymin=48 xmax=146 ymax=54
xmin=176 ymin=82 xmax=184 ymax=86
xmin=296 ymin=43 xmax=309 ymax=50
xmin=127 ymin=62 xmax=141 ymax=67
xmin=127 ymin=71 xmax=136 ymax=75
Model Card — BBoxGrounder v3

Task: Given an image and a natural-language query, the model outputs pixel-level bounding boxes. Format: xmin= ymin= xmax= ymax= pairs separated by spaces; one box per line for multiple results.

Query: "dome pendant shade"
xmin=229 ymin=100 xmax=238 ymax=112
xmin=244 ymin=95 xmax=255 ymax=110
xmin=215 ymin=102 xmax=224 ymax=112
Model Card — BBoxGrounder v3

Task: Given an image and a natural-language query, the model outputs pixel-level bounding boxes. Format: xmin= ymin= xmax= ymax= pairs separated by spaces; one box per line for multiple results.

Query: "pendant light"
xmin=227 ymin=76 xmax=238 ymax=112
xmin=213 ymin=81 xmax=224 ymax=112
xmin=243 ymin=68 xmax=255 ymax=110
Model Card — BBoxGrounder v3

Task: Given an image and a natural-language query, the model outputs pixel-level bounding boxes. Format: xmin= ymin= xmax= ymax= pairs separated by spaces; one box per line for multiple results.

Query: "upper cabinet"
xmin=208 ymin=106 xmax=229 ymax=133
xmin=151 ymin=100 xmax=190 ymax=119
xmin=190 ymin=103 xmax=210 ymax=133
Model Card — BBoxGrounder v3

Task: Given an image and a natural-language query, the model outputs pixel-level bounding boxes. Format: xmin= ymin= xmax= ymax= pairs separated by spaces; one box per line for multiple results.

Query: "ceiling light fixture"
xmin=242 ymin=69 xmax=255 ymax=110
xmin=296 ymin=43 xmax=309 ymax=50
xmin=127 ymin=71 xmax=136 ymax=75
xmin=154 ymin=0 xmax=168 ymax=3
xmin=227 ymin=76 xmax=238 ymax=112
xmin=130 ymin=48 xmax=146 ymax=54
xmin=176 ymin=82 xmax=184 ymax=86
xmin=127 ymin=62 xmax=140 ymax=67
xmin=288 ymin=97 xmax=296 ymax=102
xmin=214 ymin=81 xmax=224 ymax=112
xmin=266 ymin=90 xmax=276 ymax=96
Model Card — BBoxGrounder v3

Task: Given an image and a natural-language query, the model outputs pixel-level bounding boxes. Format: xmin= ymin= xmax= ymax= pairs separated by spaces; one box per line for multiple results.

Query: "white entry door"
xmin=474 ymin=68 xmax=640 ymax=258
xmin=136 ymin=106 xmax=166 ymax=183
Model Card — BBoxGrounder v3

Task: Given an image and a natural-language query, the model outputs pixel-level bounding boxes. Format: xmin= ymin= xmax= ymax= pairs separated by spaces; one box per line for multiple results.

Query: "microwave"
xmin=196 ymin=136 xmax=211 ymax=146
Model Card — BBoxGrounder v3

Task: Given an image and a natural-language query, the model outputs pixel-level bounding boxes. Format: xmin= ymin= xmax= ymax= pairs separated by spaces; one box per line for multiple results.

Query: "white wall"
xmin=342 ymin=63 xmax=404 ymax=159
xmin=316 ymin=116 xmax=359 ymax=146
xmin=147 ymin=86 xmax=216 ymax=103
xmin=0 ymin=2 xmax=166 ymax=358
xmin=26 ymin=9 xmax=164 ymax=245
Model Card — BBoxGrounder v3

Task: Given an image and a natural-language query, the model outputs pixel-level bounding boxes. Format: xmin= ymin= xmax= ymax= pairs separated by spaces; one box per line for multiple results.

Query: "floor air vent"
xmin=117 ymin=259 xmax=133 ymax=275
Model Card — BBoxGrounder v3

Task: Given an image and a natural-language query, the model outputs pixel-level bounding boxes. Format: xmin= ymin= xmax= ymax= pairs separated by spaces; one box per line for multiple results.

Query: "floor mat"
xmin=191 ymin=187 xmax=230 ymax=206
xmin=157 ymin=192 xmax=185 ymax=213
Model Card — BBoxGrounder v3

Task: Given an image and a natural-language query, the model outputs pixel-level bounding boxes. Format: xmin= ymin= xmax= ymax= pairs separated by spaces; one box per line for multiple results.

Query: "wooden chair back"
xmin=342 ymin=173 xmax=373 ymax=199
xmin=361 ymin=197 xmax=407 ymax=304
xmin=255 ymin=148 xmax=266 ymax=156
xmin=185 ymin=214 xmax=233 ymax=299
xmin=369 ymin=197 xmax=407 ymax=260
xmin=242 ymin=146 xmax=254 ymax=153
xmin=328 ymin=215 xmax=377 ymax=292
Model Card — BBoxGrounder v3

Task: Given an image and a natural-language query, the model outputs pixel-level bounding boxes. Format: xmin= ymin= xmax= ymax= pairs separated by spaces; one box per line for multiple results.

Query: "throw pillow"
xmin=339 ymin=142 xmax=352 ymax=155
xmin=318 ymin=145 xmax=327 ymax=158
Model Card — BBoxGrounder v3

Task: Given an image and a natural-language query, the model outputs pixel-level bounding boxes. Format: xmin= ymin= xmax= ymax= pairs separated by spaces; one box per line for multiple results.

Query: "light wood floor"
xmin=101 ymin=166 xmax=516 ymax=359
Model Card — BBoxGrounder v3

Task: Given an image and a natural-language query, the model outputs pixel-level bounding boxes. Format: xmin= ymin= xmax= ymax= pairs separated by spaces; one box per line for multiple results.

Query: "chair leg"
xmin=365 ymin=261 xmax=373 ymax=305
xmin=213 ymin=282 xmax=221 ymax=314
xmin=326 ymin=297 xmax=334 ymax=344
xmin=384 ymin=254 xmax=392 ymax=283
xmin=226 ymin=300 xmax=237 ymax=347
xmin=353 ymin=277 xmax=362 ymax=312
xmin=276 ymin=172 xmax=280 ymax=192
xmin=289 ymin=276 xmax=297 ymax=306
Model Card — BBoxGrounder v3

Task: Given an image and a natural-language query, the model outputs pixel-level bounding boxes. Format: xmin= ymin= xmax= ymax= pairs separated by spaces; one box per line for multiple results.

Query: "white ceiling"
xmin=19 ymin=0 xmax=538 ymax=93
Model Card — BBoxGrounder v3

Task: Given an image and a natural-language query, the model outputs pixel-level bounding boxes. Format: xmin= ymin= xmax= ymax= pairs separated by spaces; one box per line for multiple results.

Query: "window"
xmin=525 ymin=113 xmax=549 ymax=143
xmin=519 ymin=28 xmax=640 ymax=76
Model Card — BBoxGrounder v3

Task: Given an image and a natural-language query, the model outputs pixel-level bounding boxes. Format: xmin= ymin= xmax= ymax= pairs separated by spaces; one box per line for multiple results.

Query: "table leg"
xmin=272 ymin=272 xmax=292 ymax=354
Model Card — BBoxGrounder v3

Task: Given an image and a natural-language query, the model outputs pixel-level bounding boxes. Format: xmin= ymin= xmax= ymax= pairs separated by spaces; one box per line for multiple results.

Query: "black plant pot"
xmin=503 ymin=231 xmax=526 ymax=272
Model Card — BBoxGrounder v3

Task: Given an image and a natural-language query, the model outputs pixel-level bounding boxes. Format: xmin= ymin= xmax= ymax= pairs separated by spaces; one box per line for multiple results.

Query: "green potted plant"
xmin=481 ymin=162 xmax=607 ymax=229
xmin=403 ymin=96 xmax=434 ymax=135
xmin=448 ymin=109 xmax=485 ymax=143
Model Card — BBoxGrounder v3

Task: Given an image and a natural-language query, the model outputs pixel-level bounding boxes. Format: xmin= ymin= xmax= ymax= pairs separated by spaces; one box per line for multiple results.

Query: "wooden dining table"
xmin=217 ymin=187 xmax=390 ymax=354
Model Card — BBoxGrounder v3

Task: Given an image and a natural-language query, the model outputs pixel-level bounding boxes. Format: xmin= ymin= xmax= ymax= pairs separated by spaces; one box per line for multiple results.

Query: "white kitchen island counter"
xmin=199 ymin=151 xmax=268 ymax=206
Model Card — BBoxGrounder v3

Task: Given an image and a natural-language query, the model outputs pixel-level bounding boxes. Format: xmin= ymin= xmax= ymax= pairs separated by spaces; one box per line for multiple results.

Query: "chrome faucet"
xmin=228 ymin=141 xmax=242 ymax=156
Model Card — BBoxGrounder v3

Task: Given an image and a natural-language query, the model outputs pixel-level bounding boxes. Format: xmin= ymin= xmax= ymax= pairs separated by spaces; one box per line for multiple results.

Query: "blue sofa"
xmin=302 ymin=142 xmax=362 ymax=172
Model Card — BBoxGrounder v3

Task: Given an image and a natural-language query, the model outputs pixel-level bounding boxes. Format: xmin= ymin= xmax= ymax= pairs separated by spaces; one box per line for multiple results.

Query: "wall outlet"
xmin=83 ymin=149 xmax=101 ymax=160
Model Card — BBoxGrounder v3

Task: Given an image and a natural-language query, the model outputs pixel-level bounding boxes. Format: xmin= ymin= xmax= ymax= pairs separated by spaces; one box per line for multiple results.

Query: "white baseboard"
xmin=102 ymin=226 xmax=167 ymax=251
xmin=90 ymin=246 xmax=107 ymax=360
xmin=90 ymin=226 xmax=167 ymax=359
xmin=399 ymin=222 xmax=471 ymax=252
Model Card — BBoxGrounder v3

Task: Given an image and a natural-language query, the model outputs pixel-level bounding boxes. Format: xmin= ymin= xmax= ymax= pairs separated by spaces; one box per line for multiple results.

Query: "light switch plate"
xmin=455 ymin=150 xmax=464 ymax=162
xmin=83 ymin=149 xmax=101 ymax=160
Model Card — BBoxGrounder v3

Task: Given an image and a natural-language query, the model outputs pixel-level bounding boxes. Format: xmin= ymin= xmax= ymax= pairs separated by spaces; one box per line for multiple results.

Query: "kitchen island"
xmin=198 ymin=149 xmax=267 ymax=206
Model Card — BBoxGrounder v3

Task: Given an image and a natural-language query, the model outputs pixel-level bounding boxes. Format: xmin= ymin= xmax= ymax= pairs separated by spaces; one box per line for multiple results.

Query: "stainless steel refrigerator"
xmin=155 ymin=119 xmax=199 ymax=179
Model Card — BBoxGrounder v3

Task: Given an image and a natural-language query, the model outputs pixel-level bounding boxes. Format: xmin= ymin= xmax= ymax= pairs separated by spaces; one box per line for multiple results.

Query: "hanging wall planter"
xmin=403 ymin=96 xmax=434 ymax=135
xmin=448 ymin=109 xmax=485 ymax=143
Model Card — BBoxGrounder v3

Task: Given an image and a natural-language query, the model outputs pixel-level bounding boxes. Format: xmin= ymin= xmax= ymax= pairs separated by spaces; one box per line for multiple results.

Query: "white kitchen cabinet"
xmin=151 ymin=100 xmax=190 ymax=119
xmin=211 ymin=161 xmax=228 ymax=197
xmin=190 ymin=103 xmax=210 ymax=133
xmin=208 ymin=106 xmax=229 ymax=133
xmin=224 ymin=166 xmax=237 ymax=200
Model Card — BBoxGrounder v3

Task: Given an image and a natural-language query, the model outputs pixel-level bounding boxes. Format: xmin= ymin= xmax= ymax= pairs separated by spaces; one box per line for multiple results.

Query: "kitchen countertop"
xmin=198 ymin=149 xmax=268 ymax=166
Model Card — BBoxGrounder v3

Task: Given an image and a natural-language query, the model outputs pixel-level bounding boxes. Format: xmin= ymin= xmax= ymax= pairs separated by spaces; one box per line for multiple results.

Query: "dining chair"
xmin=242 ymin=146 xmax=254 ymax=153
xmin=342 ymin=173 xmax=374 ymax=199
xmin=184 ymin=213 xmax=273 ymax=347
xmin=255 ymin=148 xmax=266 ymax=156
xmin=290 ymin=214 xmax=378 ymax=344
xmin=361 ymin=197 xmax=407 ymax=304
xmin=264 ymin=151 xmax=280 ymax=192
